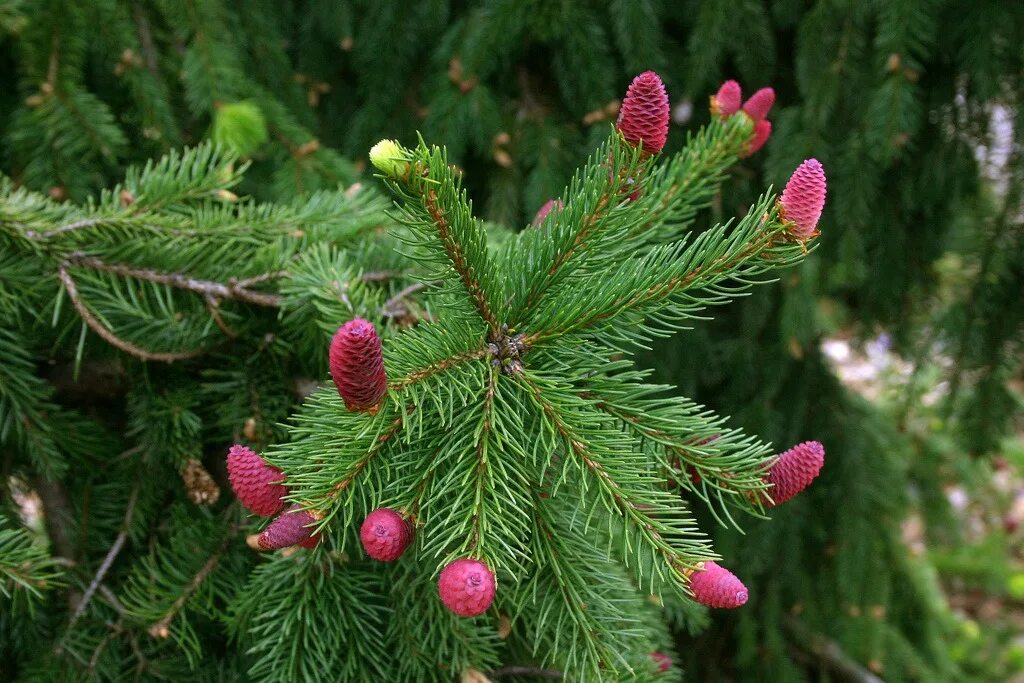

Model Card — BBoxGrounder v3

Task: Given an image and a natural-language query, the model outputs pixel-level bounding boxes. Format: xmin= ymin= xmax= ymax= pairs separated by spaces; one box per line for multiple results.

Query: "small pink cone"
xmin=438 ymin=558 xmax=496 ymax=617
xmin=360 ymin=508 xmax=413 ymax=561
xmin=745 ymin=119 xmax=772 ymax=157
xmin=226 ymin=444 xmax=288 ymax=517
xmin=329 ymin=318 xmax=387 ymax=411
xmin=710 ymin=80 xmax=742 ymax=117
xmin=650 ymin=651 xmax=672 ymax=672
xmin=256 ymin=505 xmax=319 ymax=550
xmin=742 ymin=87 xmax=775 ymax=121
xmin=616 ymin=71 xmax=670 ymax=155
xmin=779 ymin=160 xmax=827 ymax=239
xmin=690 ymin=561 xmax=748 ymax=608
xmin=531 ymin=198 xmax=564 ymax=225
xmin=763 ymin=440 xmax=825 ymax=506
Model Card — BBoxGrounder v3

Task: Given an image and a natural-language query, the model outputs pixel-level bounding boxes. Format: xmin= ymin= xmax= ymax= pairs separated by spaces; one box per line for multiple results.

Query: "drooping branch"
xmin=58 ymin=266 xmax=205 ymax=363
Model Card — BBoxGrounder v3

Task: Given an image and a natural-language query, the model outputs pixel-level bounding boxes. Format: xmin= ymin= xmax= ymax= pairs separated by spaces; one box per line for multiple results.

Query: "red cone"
xmin=763 ymin=440 xmax=825 ymax=506
xmin=779 ymin=160 xmax=827 ymax=239
xmin=226 ymin=444 xmax=288 ymax=517
xmin=650 ymin=651 xmax=672 ymax=672
xmin=256 ymin=505 xmax=319 ymax=550
xmin=438 ymin=558 xmax=495 ymax=617
xmin=329 ymin=318 xmax=387 ymax=411
xmin=742 ymin=87 xmax=775 ymax=121
xmin=711 ymin=80 xmax=742 ymax=117
xmin=690 ymin=561 xmax=748 ymax=608
xmin=360 ymin=508 xmax=413 ymax=561
xmin=745 ymin=119 xmax=772 ymax=157
xmin=531 ymin=198 xmax=564 ymax=225
xmin=616 ymin=71 xmax=670 ymax=155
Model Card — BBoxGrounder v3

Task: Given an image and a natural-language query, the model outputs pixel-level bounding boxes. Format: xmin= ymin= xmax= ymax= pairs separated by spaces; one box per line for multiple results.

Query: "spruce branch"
xmin=57 ymin=265 xmax=204 ymax=363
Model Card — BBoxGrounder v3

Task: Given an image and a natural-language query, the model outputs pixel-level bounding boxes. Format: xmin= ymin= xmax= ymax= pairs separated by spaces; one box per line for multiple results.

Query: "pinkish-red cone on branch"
xmin=531 ymin=198 xmax=564 ymax=225
xmin=360 ymin=508 xmax=413 ymax=561
xmin=329 ymin=318 xmax=387 ymax=411
xmin=438 ymin=558 xmax=496 ymax=617
xmin=616 ymin=71 xmax=670 ymax=155
xmin=226 ymin=444 xmax=288 ymax=517
xmin=763 ymin=440 xmax=825 ymax=506
xmin=650 ymin=651 xmax=672 ymax=673
xmin=742 ymin=87 xmax=776 ymax=121
xmin=690 ymin=561 xmax=748 ymax=608
xmin=256 ymin=505 xmax=320 ymax=550
xmin=779 ymin=159 xmax=827 ymax=240
xmin=711 ymin=80 xmax=742 ymax=117
xmin=744 ymin=119 xmax=772 ymax=157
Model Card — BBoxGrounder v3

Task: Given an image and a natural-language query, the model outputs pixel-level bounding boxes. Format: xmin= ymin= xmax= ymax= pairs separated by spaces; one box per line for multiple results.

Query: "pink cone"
xmin=742 ymin=87 xmax=775 ymax=121
xmin=360 ymin=508 xmax=413 ymax=561
xmin=779 ymin=160 xmax=827 ymax=239
xmin=711 ymin=80 xmax=742 ymax=117
xmin=616 ymin=71 xmax=670 ymax=155
xmin=763 ymin=440 xmax=825 ymax=506
xmin=690 ymin=561 xmax=748 ymax=608
xmin=329 ymin=318 xmax=387 ymax=411
xmin=532 ymin=198 xmax=564 ymax=225
xmin=745 ymin=119 xmax=772 ymax=157
xmin=438 ymin=558 xmax=495 ymax=617
xmin=226 ymin=444 xmax=288 ymax=517
xmin=650 ymin=651 xmax=672 ymax=672
xmin=256 ymin=505 xmax=319 ymax=550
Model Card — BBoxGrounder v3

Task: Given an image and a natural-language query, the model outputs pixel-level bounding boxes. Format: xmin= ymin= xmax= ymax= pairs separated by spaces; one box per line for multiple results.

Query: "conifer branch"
xmin=322 ymin=408 xmax=412 ymax=505
xmin=388 ymin=348 xmax=488 ymax=389
xmin=66 ymin=254 xmax=283 ymax=307
xmin=490 ymin=665 xmax=564 ymax=679
xmin=422 ymin=189 xmax=499 ymax=330
xmin=57 ymin=266 xmax=205 ymax=363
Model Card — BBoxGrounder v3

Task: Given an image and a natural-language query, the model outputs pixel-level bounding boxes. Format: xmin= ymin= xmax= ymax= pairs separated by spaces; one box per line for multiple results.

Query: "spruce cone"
xmin=650 ymin=651 xmax=672 ymax=672
xmin=226 ymin=444 xmax=288 ymax=517
xmin=779 ymin=160 xmax=827 ymax=239
xmin=531 ymin=198 xmax=563 ymax=225
xmin=745 ymin=119 xmax=772 ymax=157
xmin=255 ymin=505 xmax=319 ymax=550
xmin=690 ymin=561 xmax=748 ymax=608
xmin=182 ymin=459 xmax=220 ymax=506
xmin=616 ymin=71 xmax=670 ymax=155
xmin=360 ymin=508 xmax=413 ymax=561
xmin=711 ymin=80 xmax=742 ymax=117
xmin=438 ymin=558 xmax=496 ymax=617
xmin=742 ymin=87 xmax=775 ymax=121
xmin=329 ymin=318 xmax=388 ymax=411
xmin=763 ymin=440 xmax=825 ymax=506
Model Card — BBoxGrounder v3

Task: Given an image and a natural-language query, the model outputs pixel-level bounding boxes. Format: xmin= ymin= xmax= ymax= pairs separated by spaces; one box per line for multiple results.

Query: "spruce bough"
xmin=227 ymin=72 xmax=829 ymax=679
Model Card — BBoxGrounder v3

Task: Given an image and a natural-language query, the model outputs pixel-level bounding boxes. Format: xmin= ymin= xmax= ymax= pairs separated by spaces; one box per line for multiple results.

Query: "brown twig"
xmin=67 ymin=254 xmax=283 ymax=307
xmin=58 ymin=266 xmax=204 ymax=363
xmin=388 ymin=347 xmax=488 ymax=389
xmin=205 ymin=295 xmax=238 ymax=338
xmin=147 ymin=526 xmax=236 ymax=639
xmin=784 ymin=616 xmax=885 ymax=683
xmin=381 ymin=281 xmax=431 ymax=317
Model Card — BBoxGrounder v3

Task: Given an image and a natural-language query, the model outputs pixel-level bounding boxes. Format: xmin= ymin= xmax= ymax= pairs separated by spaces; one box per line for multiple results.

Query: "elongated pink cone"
xmin=438 ymin=558 xmax=495 ymax=617
xmin=616 ymin=71 xmax=670 ymax=155
xmin=298 ymin=533 xmax=321 ymax=549
xmin=531 ymin=198 xmax=564 ymax=225
xmin=360 ymin=508 xmax=413 ymax=561
xmin=226 ymin=444 xmax=288 ymax=517
xmin=742 ymin=87 xmax=775 ymax=121
xmin=329 ymin=318 xmax=387 ymax=411
xmin=779 ymin=160 xmax=827 ymax=239
xmin=256 ymin=505 xmax=319 ymax=550
xmin=763 ymin=440 xmax=825 ymax=506
xmin=690 ymin=561 xmax=748 ymax=608
xmin=711 ymin=80 xmax=742 ymax=117
xmin=744 ymin=119 xmax=772 ymax=157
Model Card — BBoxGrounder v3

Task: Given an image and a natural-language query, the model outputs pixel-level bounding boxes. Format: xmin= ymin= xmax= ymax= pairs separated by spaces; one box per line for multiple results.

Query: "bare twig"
xmin=131 ymin=2 xmax=159 ymax=75
xmin=58 ymin=266 xmax=205 ymax=363
xmin=381 ymin=281 xmax=431 ymax=317
xmin=784 ymin=616 xmax=885 ymax=683
xmin=205 ymin=295 xmax=238 ymax=338
xmin=67 ymin=254 xmax=283 ymax=307
xmin=359 ymin=270 xmax=398 ymax=283
xmin=147 ymin=526 xmax=236 ymax=639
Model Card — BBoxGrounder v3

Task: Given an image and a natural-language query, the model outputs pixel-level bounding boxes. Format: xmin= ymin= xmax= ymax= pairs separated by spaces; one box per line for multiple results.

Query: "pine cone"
xmin=763 ymin=440 xmax=825 ymax=506
xmin=616 ymin=71 xmax=670 ymax=155
xmin=182 ymin=459 xmax=220 ymax=506
xmin=710 ymin=80 xmax=742 ymax=117
xmin=742 ymin=87 xmax=775 ymax=121
xmin=745 ymin=119 xmax=772 ymax=157
xmin=438 ymin=558 xmax=495 ymax=617
xmin=255 ymin=505 xmax=319 ymax=550
xmin=226 ymin=444 xmax=288 ymax=517
xmin=779 ymin=160 xmax=827 ymax=240
xmin=531 ymin=198 xmax=563 ymax=225
xmin=360 ymin=508 xmax=413 ymax=561
xmin=329 ymin=318 xmax=388 ymax=411
xmin=690 ymin=561 xmax=748 ymax=608
xmin=650 ymin=651 xmax=672 ymax=672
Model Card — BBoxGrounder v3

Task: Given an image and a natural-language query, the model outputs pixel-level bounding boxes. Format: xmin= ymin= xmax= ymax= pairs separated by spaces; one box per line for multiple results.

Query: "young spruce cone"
xmin=779 ymin=160 xmax=827 ymax=240
xmin=616 ymin=71 xmax=670 ymax=155
xmin=329 ymin=318 xmax=388 ymax=411
xmin=226 ymin=444 xmax=288 ymax=517
xmin=763 ymin=440 xmax=825 ymax=506
xmin=438 ymin=558 xmax=496 ymax=617
xmin=360 ymin=508 xmax=413 ymax=561
xmin=689 ymin=561 xmax=749 ymax=609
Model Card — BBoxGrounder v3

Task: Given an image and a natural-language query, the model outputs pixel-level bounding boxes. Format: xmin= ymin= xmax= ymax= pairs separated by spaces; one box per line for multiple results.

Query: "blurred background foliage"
xmin=1 ymin=0 xmax=1022 ymax=680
